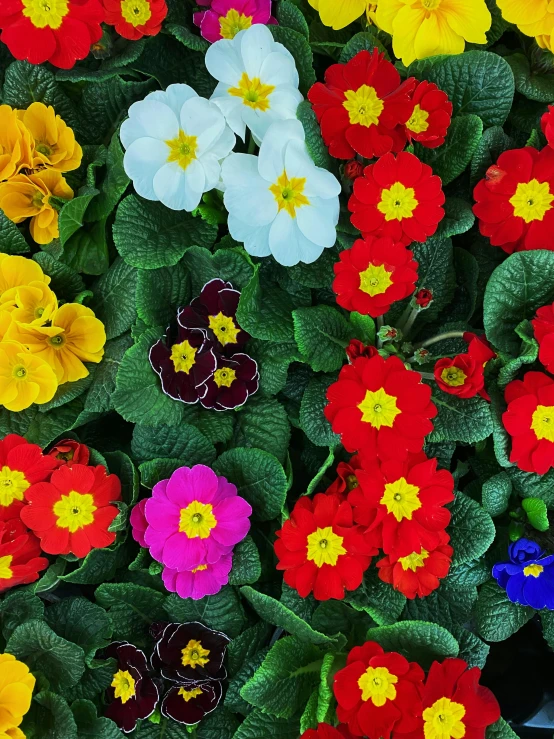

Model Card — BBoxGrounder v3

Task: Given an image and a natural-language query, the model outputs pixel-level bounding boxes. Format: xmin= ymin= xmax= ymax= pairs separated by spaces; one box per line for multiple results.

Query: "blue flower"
xmin=492 ymin=538 xmax=554 ymax=610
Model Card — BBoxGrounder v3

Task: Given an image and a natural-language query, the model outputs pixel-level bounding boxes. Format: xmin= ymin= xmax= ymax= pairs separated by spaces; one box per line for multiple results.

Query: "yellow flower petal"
xmin=375 ymin=0 xmax=405 ymax=32
xmin=391 ymin=6 xmax=427 ymax=65
xmin=441 ymin=0 xmax=491 ymax=44
xmin=0 ymin=654 xmax=35 ymax=732
xmin=18 ymin=102 xmax=82 ymax=173
xmin=0 ymin=255 xmax=49 ymax=299
xmin=313 ymin=0 xmax=368 ymax=28
xmin=413 ymin=9 xmax=465 ymax=59
xmin=0 ymin=341 xmax=57 ymax=411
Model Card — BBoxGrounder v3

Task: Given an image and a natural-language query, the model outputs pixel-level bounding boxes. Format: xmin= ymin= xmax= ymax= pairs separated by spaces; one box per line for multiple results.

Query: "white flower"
xmin=205 ymin=24 xmax=304 ymax=143
xmin=120 ymin=84 xmax=235 ymax=212
xmin=222 ymin=119 xmax=341 ymax=266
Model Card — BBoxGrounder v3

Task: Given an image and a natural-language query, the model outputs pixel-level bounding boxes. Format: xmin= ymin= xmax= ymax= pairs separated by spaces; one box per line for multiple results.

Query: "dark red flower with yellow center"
xmin=542 ymin=105 xmax=554 ymax=149
xmin=102 ymin=0 xmax=167 ymax=40
xmin=532 ymin=302 xmax=554 ymax=374
xmin=47 ymin=438 xmax=90 ymax=467
xmin=0 ymin=0 xmax=104 ymax=69
xmin=0 ymin=519 xmax=48 ymax=592
xmin=349 ymin=152 xmax=445 ymax=246
xmin=151 ymin=621 xmax=230 ymax=683
xmin=307 ymin=49 xmax=416 ymax=160
xmin=404 ymin=81 xmax=452 ymax=149
xmin=161 ymin=682 xmax=223 ymax=725
xmin=198 ymin=352 xmax=258 ymax=411
xmin=21 ymin=463 xmax=121 ymax=558
xmin=503 ymin=371 xmax=554 ymax=474
xmin=274 ymin=493 xmax=378 ymax=601
xmin=334 ymin=641 xmax=424 ymax=739
xmin=434 ymin=354 xmax=486 ymax=400
xmin=346 ymin=339 xmax=378 ymax=363
xmin=325 ymin=454 xmax=363 ymax=499
xmin=349 ymin=451 xmax=454 ymax=558
xmin=333 ymin=236 xmax=418 ymax=318
xmin=473 ymin=146 xmax=554 ymax=254
xmin=324 ymin=355 xmax=437 ymax=460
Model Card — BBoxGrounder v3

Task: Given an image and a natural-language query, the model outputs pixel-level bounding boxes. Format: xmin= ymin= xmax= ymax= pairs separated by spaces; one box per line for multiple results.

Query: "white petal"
xmin=210 ymin=125 xmax=236 ymax=160
xmin=267 ymin=88 xmax=304 ymax=118
xmin=124 ymin=138 xmax=168 ymax=201
xmin=180 ymin=98 xmax=226 ymax=155
xmin=260 ymin=51 xmax=300 ymax=88
xmin=228 ymin=215 xmax=272 ymax=256
xmin=297 ymin=202 xmax=338 ymax=248
xmin=239 ymin=25 xmax=275 ymax=78
xmin=120 ymin=101 xmax=179 ymax=149
xmin=221 ymin=153 xmax=260 ymax=188
xmin=284 ymin=140 xmax=342 ymax=199
xmin=205 ymin=37 xmax=244 ymax=85
xmin=224 ymin=182 xmax=278 ymax=226
xmin=199 ymin=153 xmax=222 ymax=191
xmin=153 ymin=160 xmax=206 ymax=212
xmin=147 ymin=84 xmax=198 ymax=119
xmin=269 ymin=210 xmax=324 ymax=266
xmin=210 ymin=89 xmax=247 ymax=140
xmin=241 ymin=108 xmax=274 ymax=144
xmin=258 ymin=120 xmax=305 ymax=183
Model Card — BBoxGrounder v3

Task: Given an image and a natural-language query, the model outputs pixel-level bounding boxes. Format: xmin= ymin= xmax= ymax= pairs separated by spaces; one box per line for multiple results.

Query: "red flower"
xmin=334 ymin=641 xmax=424 ymax=739
xmin=376 ymin=530 xmax=452 ymax=599
xmin=541 ymin=105 xmax=554 ymax=148
xmin=0 ymin=434 xmax=57 ymax=522
xmin=345 ymin=160 xmax=364 ymax=181
xmin=346 ymin=339 xmax=378 ymax=363
xmin=325 ymin=355 xmax=437 ymax=461
xmin=325 ymin=455 xmax=363 ymax=498
xmin=532 ymin=302 xmax=554 ymax=374
xmin=0 ymin=0 xmax=104 ymax=69
xmin=274 ymin=493 xmax=378 ymax=601
xmin=21 ymin=463 xmax=121 ymax=558
xmin=0 ymin=519 xmax=48 ymax=592
xmin=48 ymin=439 xmax=90 ymax=467
xmin=333 ymin=236 xmax=418 ymax=318
xmin=404 ymin=81 xmax=452 ymax=149
xmin=502 ymin=371 xmax=554 ymax=474
xmin=472 ymin=147 xmax=554 ymax=254
xmin=307 ymin=49 xmax=416 ymax=160
xmin=102 ymin=0 xmax=167 ymax=40
xmin=301 ymin=725 xmax=355 ymax=739
xmin=349 ymin=451 xmax=454 ymax=558
xmin=415 ymin=289 xmax=433 ymax=308
xmin=464 ymin=332 xmax=496 ymax=367
xmin=349 ymin=152 xmax=445 ymax=246
xmin=434 ymin=354 xmax=486 ymax=400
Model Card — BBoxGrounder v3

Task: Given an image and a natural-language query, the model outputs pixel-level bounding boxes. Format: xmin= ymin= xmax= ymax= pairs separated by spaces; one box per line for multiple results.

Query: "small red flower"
xmin=325 ymin=455 xmax=363 ymax=499
xmin=434 ymin=354 xmax=486 ymax=400
xmin=0 ymin=519 xmax=48 ymax=592
xmin=349 ymin=152 xmax=445 ymax=246
xmin=503 ymin=371 xmax=554 ymax=474
xmin=464 ymin=332 xmax=496 ymax=367
xmin=415 ymin=288 xmax=433 ymax=308
xmin=21 ymin=463 xmax=121 ymax=558
xmin=325 ymin=355 xmax=437 ymax=461
xmin=405 ymin=81 xmax=452 ymax=149
xmin=102 ymin=0 xmax=167 ymax=40
xmin=334 ymin=641 xmax=424 ymax=739
xmin=301 ymin=725 xmax=355 ymax=739
xmin=48 ymin=439 xmax=90 ymax=467
xmin=307 ymin=49 xmax=416 ymax=160
xmin=333 ymin=236 xmax=418 ymax=318
xmin=274 ymin=493 xmax=378 ymax=601
xmin=532 ymin=302 xmax=554 ymax=374
xmin=0 ymin=0 xmax=104 ymax=69
xmin=344 ymin=160 xmax=364 ymax=181
xmin=346 ymin=339 xmax=378 ymax=363
xmin=541 ymin=105 xmax=554 ymax=148
xmin=473 ymin=146 xmax=554 ymax=254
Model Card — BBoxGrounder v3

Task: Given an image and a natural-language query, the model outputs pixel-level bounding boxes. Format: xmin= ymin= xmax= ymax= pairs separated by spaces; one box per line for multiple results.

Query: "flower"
xmin=0 ymin=0 xmax=104 ymax=69
xmin=194 ymin=0 xmax=275 ymax=44
xmin=47 ymin=439 xmax=90 ymax=467
xmin=0 ymin=341 xmax=58 ymax=412
xmin=0 ymin=654 xmax=35 ymax=736
xmin=346 ymin=339 xmax=379 ymax=363
xmin=274 ymin=493 xmax=378 ymax=601
xmin=121 ymin=83 xmax=235 ymax=212
xmin=472 ymin=146 xmax=554 ymax=254
xmin=301 ymin=725 xmax=354 ymax=739
xmin=0 ymin=281 xmax=58 ymax=329
xmin=102 ymin=0 xmax=167 ymax=40
xmin=503 ymin=371 xmax=554 ymax=474
xmin=542 ymin=105 xmax=554 ymax=148
xmin=434 ymin=354 xmax=486 ymax=400
xmin=198 ymin=352 xmax=259 ymax=411
xmin=222 ymin=119 xmax=341 ymax=266
xmin=325 ymin=354 xmax=437 ymax=460
xmin=349 ymin=151 xmax=445 ymax=246
xmin=464 ymin=331 xmax=496 ymax=367
xmin=161 ymin=553 xmax=233 ymax=600
xmin=345 ymin=160 xmax=364 ymax=181
xmin=0 ymin=255 xmax=50 ymax=301
xmin=333 ymin=236 xmax=418 ymax=318
xmin=492 ymin=538 xmax=554 ymax=610
xmin=307 ymin=0 xmax=368 ymax=29
xmin=161 ymin=682 xmax=223 ymax=725
xmin=375 ymin=0 xmax=491 ymax=66
xmin=532 ymin=302 xmax=554 ymax=374
xmin=130 ymin=499 xmax=148 ymax=547
xmin=0 ymin=434 xmax=57 ymax=521
xmin=333 ymin=641 xmax=424 ymax=739
xmin=17 ymin=102 xmax=82 ymax=172
xmin=205 ymin=24 xmax=303 ymax=142
xmin=0 ymin=519 xmax=49 ymax=592
xmin=496 ymin=0 xmax=554 ymax=48
xmin=6 ymin=303 xmax=106 ymax=384
xmin=21 ymin=463 xmax=121 ymax=558
xmin=143 ymin=465 xmax=252 ymax=571
xmin=418 ymin=658 xmax=500 ymax=739
xmin=0 ymin=170 xmax=74 ymax=245
xmin=0 ymin=105 xmax=33 ymax=181
xmin=104 ymin=642 xmax=159 ymax=733
xmin=404 ymin=81 xmax=452 ymax=149
xmin=307 ymin=50 xmax=416 ymax=161
xmin=151 ymin=621 xmax=230 ymax=682
xmin=325 ymin=454 xmax=363 ymax=498
xmin=415 ymin=288 xmax=433 ymax=308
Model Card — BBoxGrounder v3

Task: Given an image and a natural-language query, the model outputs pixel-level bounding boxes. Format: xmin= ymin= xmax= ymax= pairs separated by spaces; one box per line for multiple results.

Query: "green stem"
xmin=247 ymin=134 xmax=257 ymax=154
xmin=419 ymin=372 xmax=435 ymax=381
xmin=414 ymin=331 xmax=466 ymax=350
xmin=401 ymin=307 xmax=420 ymax=338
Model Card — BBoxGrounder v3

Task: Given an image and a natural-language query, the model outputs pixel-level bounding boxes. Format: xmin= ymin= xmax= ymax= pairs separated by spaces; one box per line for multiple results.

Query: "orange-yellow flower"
xmin=0 ymin=341 xmax=58 ymax=411
xmin=0 ymin=105 xmax=33 ymax=182
xmin=0 ymin=255 xmax=50 ymax=300
xmin=18 ymin=102 xmax=82 ymax=173
xmin=0 ymin=281 xmax=58 ymax=327
xmin=0 ymin=653 xmax=35 ymax=735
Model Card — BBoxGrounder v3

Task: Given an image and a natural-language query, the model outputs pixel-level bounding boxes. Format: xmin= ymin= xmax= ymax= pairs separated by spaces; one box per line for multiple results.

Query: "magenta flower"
xmin=143 ymin=465 xmax=252 ymax=571
xmin=162 ymin=553 xmax=233 ymax=600
xmin=193 ymin=0 xmax=275 ymax=44
xmin=130 ymin=499 xmax=148 ymax=547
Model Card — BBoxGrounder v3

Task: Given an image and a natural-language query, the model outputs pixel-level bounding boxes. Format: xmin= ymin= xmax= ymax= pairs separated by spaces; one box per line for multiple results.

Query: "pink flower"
xmin=130 ymin=499 xmax=148 ymax=547
xmin=194 ymin=0 xmax=275 ymax=44
xmin=161 ymin=553 xmax=233 ymax=600
xmin=143 ymin=465 xmax=252 ymax=571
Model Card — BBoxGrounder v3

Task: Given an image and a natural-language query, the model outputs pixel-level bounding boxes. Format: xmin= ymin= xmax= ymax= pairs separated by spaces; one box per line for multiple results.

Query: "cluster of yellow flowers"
xmin=0 ymin=255 xmax=106 ymax=412
xmin=0 ymin=102 xmax=80 ymax=245
xmin=0 ymin=654 xmax=35 ymax=739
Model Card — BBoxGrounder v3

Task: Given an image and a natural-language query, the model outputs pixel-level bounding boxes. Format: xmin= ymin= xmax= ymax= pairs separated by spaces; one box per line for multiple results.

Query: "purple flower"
xmin=130 ymin=499 xmax=148 ymax=547
xmin=161 ymin=682 xmax=223 ymax=724
xmin=492 ymin=538 xmax=554 ymax=610
xmin=199 ymin=352 xmax=259 ymax=411
xmin=151 ymin=621 xmax=230 ymax=683
xmin=162 ymin=552 xmax=233 ymax=600
xmin=193 ymin=0 xmax=276 ymax=44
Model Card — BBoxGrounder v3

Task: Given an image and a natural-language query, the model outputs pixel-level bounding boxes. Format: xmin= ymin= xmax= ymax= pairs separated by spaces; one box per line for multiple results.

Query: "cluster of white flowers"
xmin=120 ymin=24 xmax=341 ymax=266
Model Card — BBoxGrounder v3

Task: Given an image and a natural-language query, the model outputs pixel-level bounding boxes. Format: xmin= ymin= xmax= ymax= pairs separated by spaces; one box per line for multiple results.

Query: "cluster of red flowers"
xmin=433 ymin=332 xmax=496 ymax=401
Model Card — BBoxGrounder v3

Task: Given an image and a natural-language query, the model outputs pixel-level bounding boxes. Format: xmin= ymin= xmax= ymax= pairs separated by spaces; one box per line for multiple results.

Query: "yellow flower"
xmin=0 ymin=105 xmax=33 ymax=182
xmin=308 ymin=0 xmax=369 ymax=29
xmin=0 ymin=654 xmax=35 ymax=734
xmin=0 ymin=255 xmax=50 ymax=300
xmin=496 ymin=0 xmax=554 ymax=44
xmin=18 ymin=103 xmax=82 ymax=173
xmin=0 ymin=282 xmax=58 ymax=327
xmin=1 ymin=728 xmax=25 ymax=739
xmin=5 ymin=303 xmax=106 ymax=385
xmin=376 ymin=0 xmax=492 ymax=66
xmin=0 ymin=170 xmax=73 ymax=245
xmin=0 ymin=341 xmax=58 ymax=411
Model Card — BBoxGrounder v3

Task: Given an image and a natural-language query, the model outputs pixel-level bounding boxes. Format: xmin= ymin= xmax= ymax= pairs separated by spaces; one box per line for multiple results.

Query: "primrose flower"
xmin=308 ymin=0 xmax=368 ymax=29
xmin=18 ymin=102 xmax=82 ymax=172
xmin=0 ymin=653 xmax=35 ymax=736
xmin=161 ymin=553 xmax=233 ymax=600
xmin=151 ymin=621 xmax=230 ymax=683
xmin=0 ymin=105 xmax=33 ymax=181
xmin=103 ymin=0 xmax=167 ymax=40
xmin=0 ymin=434 xmax=57 ymax=521
xmin=493 ymin=538 xmax=554 ymax=610
xmin=104 ymin=642 xmax=159 ymax=733
xmin=194 ymin=0 xmax=275 ymax=44
xmin=496 ymin=0 xmax=554 ymax=49
xmin=0 ymin=341 xmax=58 ymax=412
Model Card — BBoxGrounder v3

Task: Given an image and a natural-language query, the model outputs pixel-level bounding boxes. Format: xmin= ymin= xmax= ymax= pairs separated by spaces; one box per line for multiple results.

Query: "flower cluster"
xmin=0 ymin=653 xmax=35 ymax=737
xmin=493 ymin=538 xmax=554 ymax=610
xmin=433 ymin=332 xmax=496 ymax=401
xmin=131 ymin=464 xmax=252 ymax=600
xmin=194 ymin=0 xmax=276 ymax=44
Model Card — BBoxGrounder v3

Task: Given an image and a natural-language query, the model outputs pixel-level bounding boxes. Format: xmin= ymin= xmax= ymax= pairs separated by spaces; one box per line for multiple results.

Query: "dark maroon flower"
xmin=103 ymin=642 xmax=159 ymax=733
xmin=344 ymin=160 xmax=364 ymax=181
xmin=415 ymin=288 xmax=433 ymax=308
xmin=149 ymin=324 xmax=216 ymax=404
xmin=199 ymin=352 xmax=259 ymax=411
xmin=345 ymin=339 xmax=378 ymax=363
xmin=161 ymin=682 xmax=223 ymax=725
xmin=48 ymin=439 xmax=90 ymax=466
xmin=151 ymin=622 xmax=230 ymax=683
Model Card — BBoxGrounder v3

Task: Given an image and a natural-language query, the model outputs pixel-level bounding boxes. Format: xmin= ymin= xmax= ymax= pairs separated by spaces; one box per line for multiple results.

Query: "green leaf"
xmin=507 ymin=467 xmax=554 ymax=508
xmin=233 ymin=709 xmax=299 ymax=739
xmin=58 ymin=187 xmax=98 ymax=247
xmin=59 ymin=540 xmax=131 ymax=585
xmin=62 ymin=218 xmax=109 ymax=276
xmin=436 ymin=198 xmax=475 ymax=240
xmin=346 ymin=570 xmax=406 ymax=626
xmin=139 ymin=457 xmax=186 ymax=489
xmin=2 ymin=61 xmax=76 ymax=128
xmin=248 ymin=340 xmax=301 ymax=396
xmin=37 ymin=371 xmax=94 ymax=413
xmin=522 ymin=497 xmax=550 ymax=532
xmin=71 ymin=699 xmax=121 ymax=739
xmin=181 ymin=245 xmax=254 ymax=294
xmin=276 ymin=0 xmax=309 ymax=38
xmin=448 ymin=492 xmax=495 ymax=565
xmin=415 ymin=115 xmax=483 ymax=186
xmin=164 ymin=586 xmax=246 ymax=638
xmin=95 ymin=583 xmax=167 ymax=645
xmin=90 ymin=257 xmax=138 ymax=340
xmin=296 ymin=100 xmax=333 ymax=171
xmin=69 ymin=661 xmax=115 ymax=702
xmin=428 ymin=394 xmax=493 ymax=445
xmin=482 ymin=472 xmax=512 ymax=517
xmin=293 ymin=305 xmax=350 ymax=372
xmin=45 ymin=597 xmax=112 ymax=665
xmin=136 ymin=263 xmax=191 ymax=328
xmin=225 ymin=648 xmax=269 ymax=716
xmin=506 ymin=52 xmax=554 ymax=102
xmin=451 ymin=625 xmax=490 ymax=669
xmin=316 ymin=652 xmax=336 ymax=724
xmin=33 ymin=251 xmax=85 ymax=299
xmin=402 ymin=578 xmax=477 ymax=631
xmin=339 ymin=30 xmax=389 ymax=62
xmin=131 ymin=423 xmax=215 ymax=465
xmin=366 ymin=621 xmax=459 ymax=670
xmin=28 ymin=691 xmax=78 ymax=739
xmin=470 ymin=125 xmax=512 ymax=187
xmin=229 ymin=537 xmax=262 ymax=586
xmin=300 ymin=374 xmax=340 ymax=447
xmin=486 ymin=719 xmax=520 ymax=739
xmin=475 ymin=581 xmax=534 ymax=642
xmin=196 ymin=707 xmax=240 ymax=739
xmin=306 ymin=446 xmax=337 ymax=497
xmin=0 ymin=211 xmax=30 ymax=254
xmin=497 ymin=320 xmax=538 ymax=388
xmin=165 ymin=22 xmax=210 ymax=52
xmin=270 ymin=26 xmax=315 ymax=95
xmin=232 ymin=396 xmax=291 ymax=464
xmin=85 ymin=132 xmax=130 ymax=222
xmin=0 ymin=591 xmax=44 ymax=641
xmin=228 ymin=622 xmax=272 ymax=677
xmin=84 ymin=333 xmax=133 ymax=413
xmin=25 ymin=398 xmax=85 ymax=448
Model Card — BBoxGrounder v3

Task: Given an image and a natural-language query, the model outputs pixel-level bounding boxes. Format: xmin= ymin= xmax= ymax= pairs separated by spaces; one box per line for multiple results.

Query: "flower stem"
xmin=401 ymin=307 xmax=420 ymax=338
xmin=414 ymin=331 xmax=466 ymax=350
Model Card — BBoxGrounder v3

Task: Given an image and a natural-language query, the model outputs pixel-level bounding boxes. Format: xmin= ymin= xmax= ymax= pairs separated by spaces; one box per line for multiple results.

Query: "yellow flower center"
xmin=346 ymin=474 xmax=358 ymax=491
xmin=170 ymin=340 xmax=197 ymax=374
xmin=378 ymin=182 xmax=419 ymax=221
xmin=213 ymin=367 xmax=237 ymax=388
xmin=22 ymin=0 xmax=69 ymax=29
xmin=358 ymin=666 xmax=398 ymax=707
xmin=306 ymin=526 xmax=346 ymax=568
xmin=181 ymin=639 xmax=211 ymax=669
xmin=509 ymin=179 xmax=554 ymax=223
xmin=440 ymin=366 xmax=467 ymax=388
xmin=219 ymin=8 xmax=253 ymax=38
xmin=209 ymin=312 xmax=240 ymax=346
xmin=192 ymin=564 xmax=208 ymax=573
xmin=406 ymin=104 xmax=430 ymax=133
xmin=423 ymin=697 xmax=466 ymax=739
xmin=49 ymin=334 xmax=65 ymax=348
xmin=228 ymin=72 xmax=275 ymax=111
xmin=111 ymin=670 xmax=136 ymax=704
xmin=269 ymin=171 xmax=310 ymax=218
xmin=343 ymin=85 xmax=384 ymax=128
xmin=179 ymin=500 xmax=217 ymax=539
xmin=178 ymin=687 xmax=204 ymax=702
xmin=357 ymin=387 xmax=400 ymax=428
xmin=32 ymin=191 xmax=45 ymax=209
xmin=381 ymin=477 xmax=422 ymax=522
xmin=359 ymin=263 xmax=393 ymax=297
xmin=36 ymin=143 xmax=53 ymax=157
xmin=0 ymin=466 xmax=30 ymax=508
xmin=166 ymin=130 xmax=198 ymax=171
xmin=53 ymin=490 xmax=97 ymax=533
xmin=12 ymin=365 xmax=28 ymax=380
xmin=0 ymin=555 xmax=13 ymax=581
xmin=398 ymin=548 xmax=429 ymax=571
xmin=531 ymin=404 xmax=554 ymax=442
xmin=120 ymin=0 xmax=152 ymax=25
xmin=523 ymin=563 xmax=544 ymax=578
